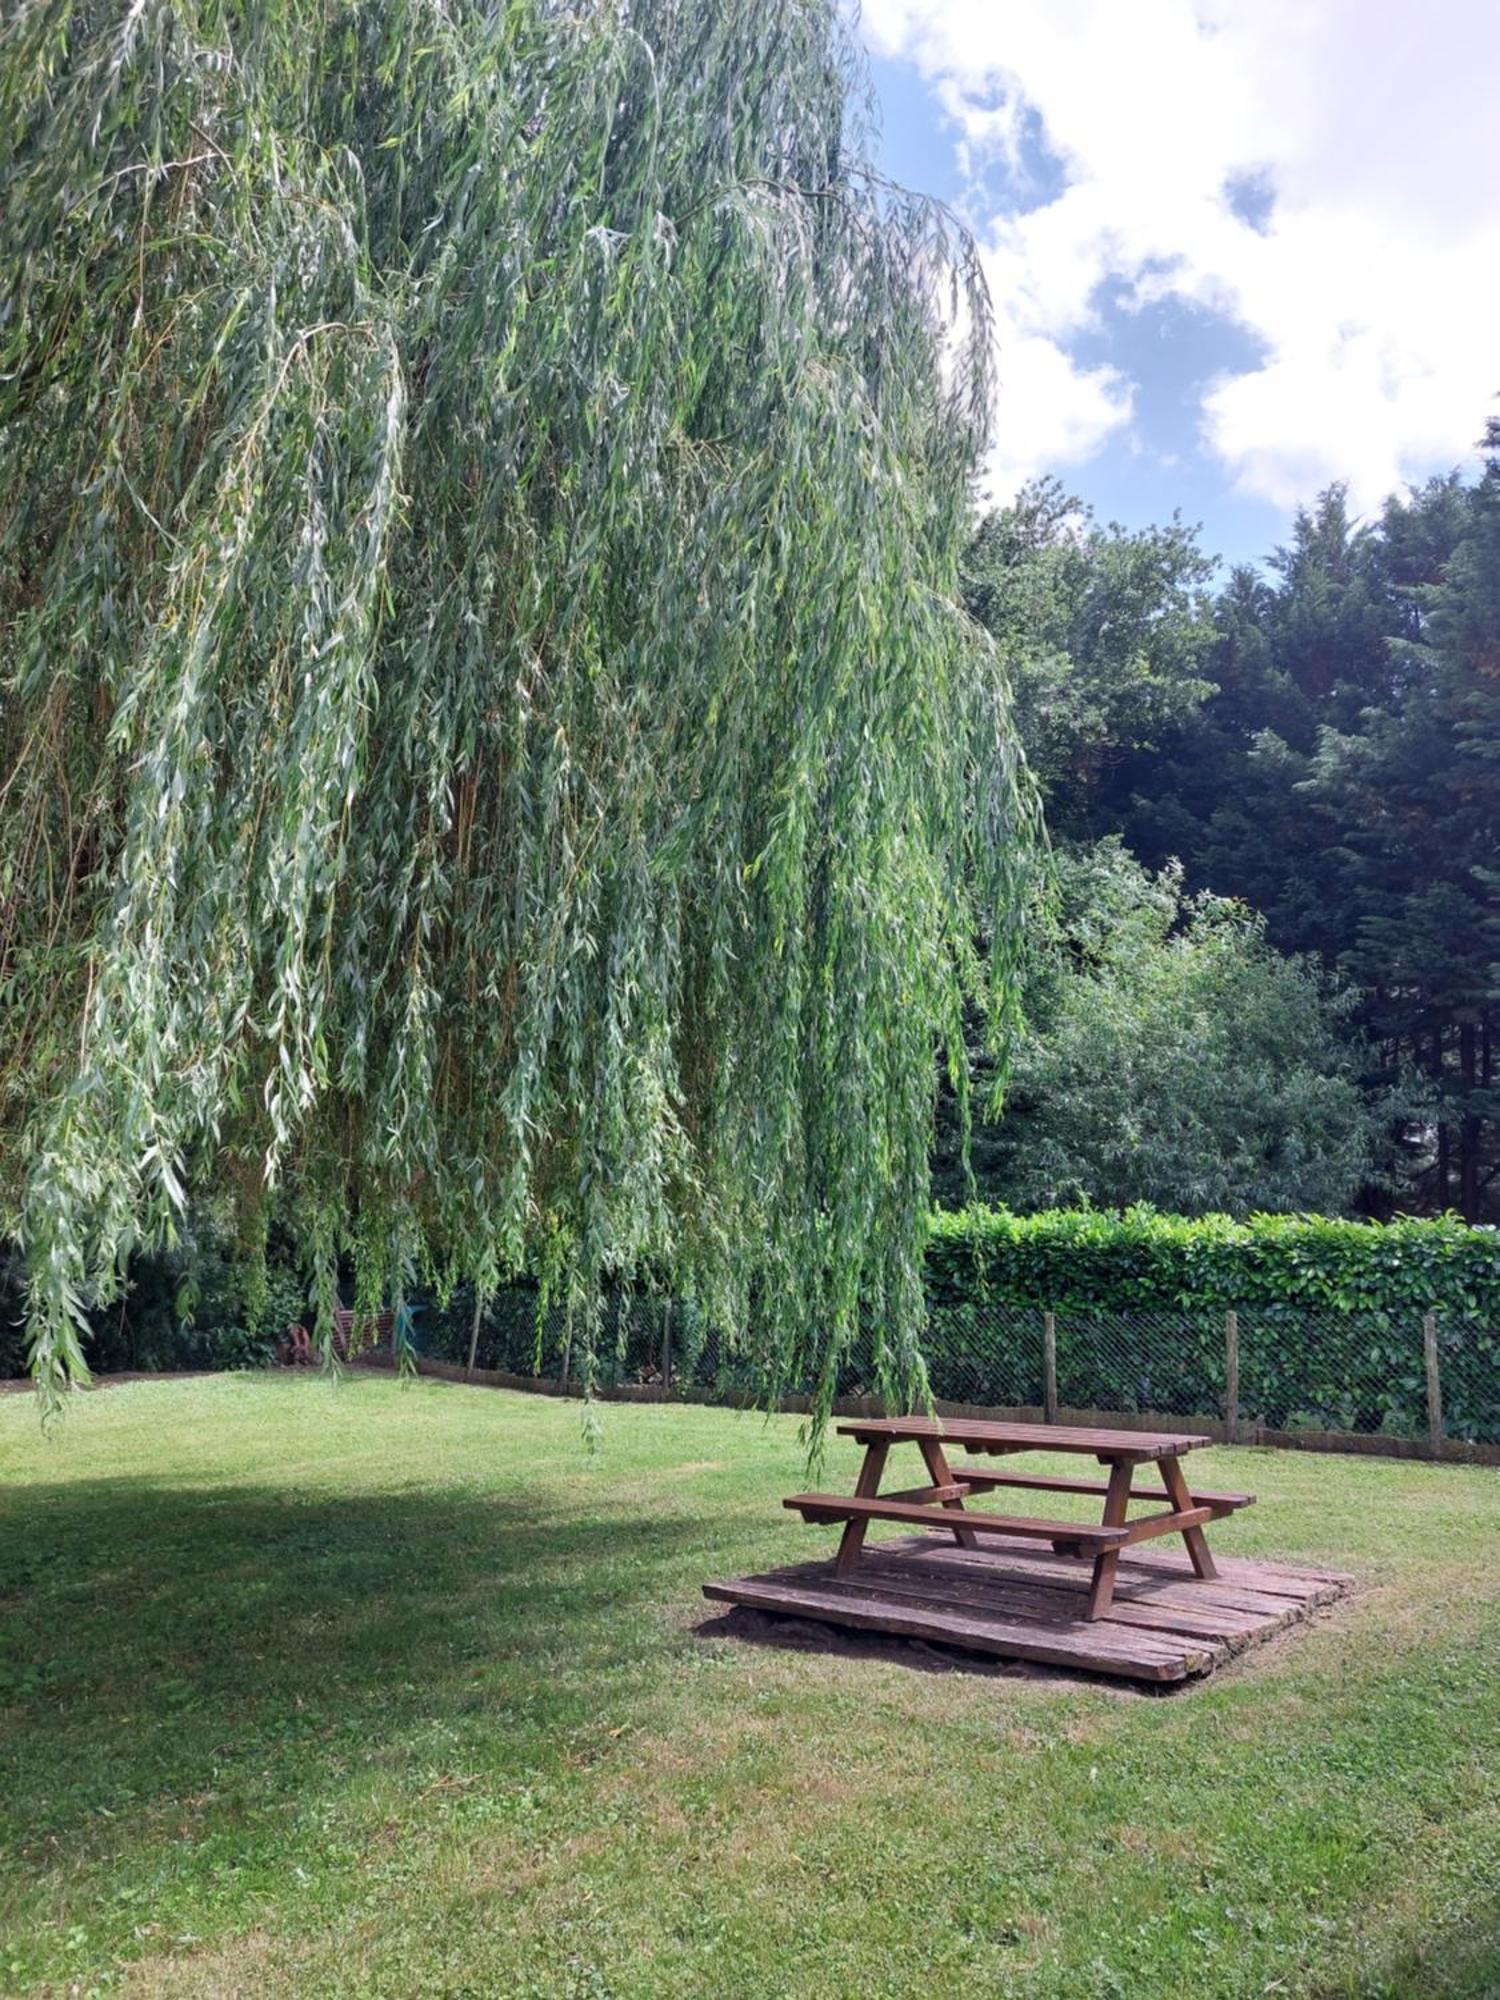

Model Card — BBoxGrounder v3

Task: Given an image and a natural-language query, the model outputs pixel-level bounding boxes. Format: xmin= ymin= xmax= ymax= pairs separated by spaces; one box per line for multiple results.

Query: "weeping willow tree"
xmin=0 ymin=0 xmax=1034 ymax=1413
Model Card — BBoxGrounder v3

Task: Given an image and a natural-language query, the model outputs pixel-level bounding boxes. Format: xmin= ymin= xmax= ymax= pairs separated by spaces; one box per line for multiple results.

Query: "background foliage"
xmin=932 ymin=839 xmax=1387 ymax=1215
xmin=963 ymin=478 xmax=1216 ymax=828
xmin=961 ymin=447 xmax=1500 ymax=1225
xmin=1092 ymin=460 xmax=1500 ymax=1220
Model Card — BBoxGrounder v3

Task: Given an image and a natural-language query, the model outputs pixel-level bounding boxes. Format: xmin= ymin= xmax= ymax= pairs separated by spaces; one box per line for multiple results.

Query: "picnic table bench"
xmin=786 ymin=1415 xmax=1253 ymax=1621
xmin=281 ymin=1306 xmax=394 ymax=1366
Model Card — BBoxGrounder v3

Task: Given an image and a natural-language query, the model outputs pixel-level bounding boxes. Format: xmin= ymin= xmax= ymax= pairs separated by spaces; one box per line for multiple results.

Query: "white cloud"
xmin=982 ymin=333 xmax=1132 ymax=499
xmin=862 ymin=0 xmax=1500 ymax=510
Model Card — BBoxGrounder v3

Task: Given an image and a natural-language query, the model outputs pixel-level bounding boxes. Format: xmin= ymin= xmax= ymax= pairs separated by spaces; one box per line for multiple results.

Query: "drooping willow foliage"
xmin=0 ymin=0 xmax=1035 ymax=1413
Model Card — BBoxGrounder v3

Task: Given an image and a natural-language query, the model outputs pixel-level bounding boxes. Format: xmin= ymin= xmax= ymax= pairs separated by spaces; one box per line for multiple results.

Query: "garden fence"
xmin=413 ymin=1286 xmax=1500 ymax=1459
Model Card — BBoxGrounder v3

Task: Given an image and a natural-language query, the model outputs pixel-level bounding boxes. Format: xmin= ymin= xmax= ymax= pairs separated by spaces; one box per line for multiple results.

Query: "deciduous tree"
xmin=0 ymin=0 xmax=1034 ymax=1406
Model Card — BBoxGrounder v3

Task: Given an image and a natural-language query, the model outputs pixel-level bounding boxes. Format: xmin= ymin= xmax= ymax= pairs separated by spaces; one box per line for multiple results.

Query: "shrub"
xmin=925 ymin=1205 xmax=1500 ymax=1321
xmin=923 ymin=1206 xmax=1500 ymax=1439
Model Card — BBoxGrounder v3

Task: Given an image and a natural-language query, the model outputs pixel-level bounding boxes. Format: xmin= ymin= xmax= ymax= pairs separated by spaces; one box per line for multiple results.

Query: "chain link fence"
xmin=402 ymin=1284 xmax=1500 ymax=1457
xmin=923 ymin=1301 xmax=1500 ymax=1448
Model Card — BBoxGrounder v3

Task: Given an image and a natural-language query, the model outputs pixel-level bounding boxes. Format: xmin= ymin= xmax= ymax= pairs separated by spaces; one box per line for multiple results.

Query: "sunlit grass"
xmin=2 ymin=1375 xmax=1497 ymax=1997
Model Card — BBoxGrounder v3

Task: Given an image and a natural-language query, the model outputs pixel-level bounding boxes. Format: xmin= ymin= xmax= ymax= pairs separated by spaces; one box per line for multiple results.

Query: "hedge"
xmin=925 ymin=1206 xmax=1500 ymax=1322
xmin=922 ymin=1207 xmax=1500 ymax=1441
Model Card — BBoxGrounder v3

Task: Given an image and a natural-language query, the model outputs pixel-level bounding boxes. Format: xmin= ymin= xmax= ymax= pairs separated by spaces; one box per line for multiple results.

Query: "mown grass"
xmin=1 ymin=1374 xmax=1498 ymax=1999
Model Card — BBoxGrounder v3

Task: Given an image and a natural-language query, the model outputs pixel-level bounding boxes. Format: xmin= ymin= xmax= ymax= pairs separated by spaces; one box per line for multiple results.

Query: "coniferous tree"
xmin=1100 ymin=464 xmax=1495 ymax=1217
xmin=1305 ymin=440 xmax=1500 ymax=1217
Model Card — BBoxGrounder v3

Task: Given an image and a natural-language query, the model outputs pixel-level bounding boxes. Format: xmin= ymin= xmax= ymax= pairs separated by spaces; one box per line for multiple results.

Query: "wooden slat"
xmin=784 ymin=1493 xmax=1130 ymax=1545
xmin=880 ymin=1536 xmax=1352 ymax=1611
xmin=862 ymin=1549 xmax=1343 ymax=1631
xmin=952 ymin=1466 xmax=1254 ymax=1511
xmin=917 ymin=1433 xmax=980 ymax=1551
xmin=805 ymin=1573 xmax=1201 ymax=1664
xmin=851 ymin=1554 xmax=1282 ymax=1647
xmin=835 ymin=1439 xmax=889 ymax=1578
xmin=703 ymin=1534 xmax=1355 ymax=1685
xmin=881 ymin=1482 xmax=971 ymax=1505
xmin=903 ymin=1531 xmax=1346 ymax=1590
xmin=1085 ymin=1456 xmax=1135 ymax=1619
xmin=703 ymin=1576 xmax=1206 ymax=1682
xmin=834 ymin=1415 xmax=1214 ymax=1459
xmin=1117 ymin=1504 xmax=1215 ymax=1545
xmin=1160 ymin=1452 xmax=1218 ymax=1580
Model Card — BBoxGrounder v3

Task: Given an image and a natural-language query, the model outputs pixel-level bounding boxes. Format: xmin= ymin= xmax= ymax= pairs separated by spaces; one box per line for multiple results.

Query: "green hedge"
xmin=925 ymin=1206 xmax=1500 ymax=1321
xmin=923 ymin=1207 xmax=1500 ymax=1441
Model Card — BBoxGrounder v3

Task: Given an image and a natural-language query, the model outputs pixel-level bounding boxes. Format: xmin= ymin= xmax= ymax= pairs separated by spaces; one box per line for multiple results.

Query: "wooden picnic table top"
xmin=835 ymin=1415 xmax=1213 ymax=1463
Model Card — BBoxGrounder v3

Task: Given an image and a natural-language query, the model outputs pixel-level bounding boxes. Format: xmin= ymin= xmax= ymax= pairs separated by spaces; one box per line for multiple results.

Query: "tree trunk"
xmin=1459 ymin=1020 xmax=1480 ymax=1222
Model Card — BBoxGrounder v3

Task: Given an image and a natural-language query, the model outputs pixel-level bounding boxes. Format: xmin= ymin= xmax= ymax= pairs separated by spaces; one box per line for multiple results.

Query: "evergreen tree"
xmin=1305 ymin=439 xmax=1500 ymax=1217
xmin=1101 ymin=465 xmax=1494 ymax=1217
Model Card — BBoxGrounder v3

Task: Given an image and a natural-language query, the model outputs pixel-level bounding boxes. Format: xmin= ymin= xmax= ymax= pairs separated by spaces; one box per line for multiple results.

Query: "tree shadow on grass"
xmin=0 ymin=1474 xmax=700 ymax=1878
xmin=1311 ymin=1898 xmax=1500 ymax=1999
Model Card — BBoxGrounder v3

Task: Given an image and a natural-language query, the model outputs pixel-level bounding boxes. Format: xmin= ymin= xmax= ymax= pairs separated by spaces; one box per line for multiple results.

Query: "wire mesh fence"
xmin=411 ymin=1285 xmax=1500 ymax=1453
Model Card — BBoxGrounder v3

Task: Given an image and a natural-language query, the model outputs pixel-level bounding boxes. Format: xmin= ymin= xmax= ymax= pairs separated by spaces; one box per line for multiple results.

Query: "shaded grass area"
xmin=1 ymin=1375 xmax=1498 ymax=1999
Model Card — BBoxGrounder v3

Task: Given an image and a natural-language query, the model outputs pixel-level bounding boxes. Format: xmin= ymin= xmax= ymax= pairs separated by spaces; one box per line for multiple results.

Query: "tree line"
xmin=951 ymin=425 xmax=1500 ymax=1222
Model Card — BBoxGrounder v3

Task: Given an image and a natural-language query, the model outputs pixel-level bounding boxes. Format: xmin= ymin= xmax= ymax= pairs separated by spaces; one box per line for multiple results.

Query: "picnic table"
xmin=785 ymin=1415 xmax=1253 ymax=1621
xmin=280 ymin=1306 xmax=395 ymax=1366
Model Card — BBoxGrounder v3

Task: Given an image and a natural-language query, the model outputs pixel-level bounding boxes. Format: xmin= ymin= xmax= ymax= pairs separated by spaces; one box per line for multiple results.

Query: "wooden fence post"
xmin=661 ymin=1301 xmax=672 ymax=1395
xmin=1224 ymin=1309 xmax=1239 ymax=1445
xmin=1424 ymin=1311 xmax=1443 ymax=1458
xmin=1042 ymin=1311 xmax=1057 ymax=1423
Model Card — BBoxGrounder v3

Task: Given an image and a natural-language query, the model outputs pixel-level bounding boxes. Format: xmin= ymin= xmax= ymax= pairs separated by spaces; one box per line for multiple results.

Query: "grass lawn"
xmin=2 ymin=1376 xmax=1498 ymax=1999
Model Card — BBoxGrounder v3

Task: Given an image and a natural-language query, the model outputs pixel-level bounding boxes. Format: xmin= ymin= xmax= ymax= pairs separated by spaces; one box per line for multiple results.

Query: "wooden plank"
xmin=713 ymin=1578 xmax=1207 ymax=1678
xmin=1158 ymin=1454 xmax=1218 ymax=1580
xmin=840 ymin=1544 xmax=1336 ymax=1640
xmin=854 ymin=1581 xmax=1265 ymax=1653
xmin=917 ymin=1433 xmax=980 ymax=1551
xmin=959 ymin=1533 xmax=1350 ymax=1590
xmin=785 ymin=1494 xmax=1131 ymax=1545
xmin=1085 ymin=1458 xmax=1135 ymax=1619
xmin=851 ymin=1557 xmax=1283 ymax=1648
xmin=834 ymin=1439 xmax=888 ymax=1578
xmin=868 ymin=1546 xmax=1295 ymax=1622
xmin=703 ymin=1577 xmax=1208 ymax=1682
xmin=834 ymin=1415 xmax=1214 ymax=1460
xmin=881 ymin=1482 xmax=972 ymax=1505
xmin=1119 ymin=1505 xmax=1216 ymax=1545
xmin=810 ymin=1577 xmax=1205 ymax=1665
xmin=894 ymin=1537 xmax=1351 ymax=1612
xmin=952 ymin=1466 xmax=1254 ymax=1511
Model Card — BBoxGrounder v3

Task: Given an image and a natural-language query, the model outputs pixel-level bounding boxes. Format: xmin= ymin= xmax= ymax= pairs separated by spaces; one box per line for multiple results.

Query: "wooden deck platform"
xmin=704 ymin=1533 xmax=1353 ymax=1684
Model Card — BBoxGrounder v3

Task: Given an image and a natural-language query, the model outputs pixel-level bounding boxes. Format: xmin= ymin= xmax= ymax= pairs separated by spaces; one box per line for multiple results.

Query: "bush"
xmin=924 ymin=1206 xmax=1500 ymax=1439
xmin=926 ymin=1205 xmax=1500 ymax=1320
xmin=2 ymin=1240 xmax=312 ymax=1377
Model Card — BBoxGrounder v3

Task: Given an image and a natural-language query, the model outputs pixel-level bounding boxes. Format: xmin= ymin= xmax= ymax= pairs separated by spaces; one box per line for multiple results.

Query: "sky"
xmin=858 ymin=0 xmax=1500 ymax=571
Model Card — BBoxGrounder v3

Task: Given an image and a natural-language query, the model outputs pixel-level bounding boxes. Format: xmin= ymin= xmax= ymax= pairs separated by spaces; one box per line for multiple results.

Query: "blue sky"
xmin=859 ymin=2 xmax=1500 ymax=573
